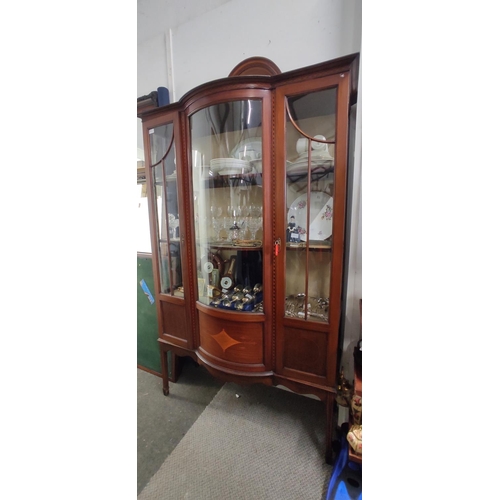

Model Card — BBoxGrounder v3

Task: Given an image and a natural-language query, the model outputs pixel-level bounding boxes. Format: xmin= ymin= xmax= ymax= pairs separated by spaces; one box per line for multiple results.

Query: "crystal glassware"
xmin=212 ymin=217 xmax=223 ymax=241
xmin=247 ymin=216 xmax=262 ymax=241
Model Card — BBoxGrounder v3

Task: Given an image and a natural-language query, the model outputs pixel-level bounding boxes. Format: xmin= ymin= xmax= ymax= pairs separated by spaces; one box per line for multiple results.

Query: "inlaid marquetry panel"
xmin=198 ymin=311 xmax=264 ymax=365
xmin=211 ymin=329 xmax=242 ymax=352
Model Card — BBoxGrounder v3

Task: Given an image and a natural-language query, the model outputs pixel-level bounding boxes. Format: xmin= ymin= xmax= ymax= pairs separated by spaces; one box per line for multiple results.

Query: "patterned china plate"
xmin=287 ymin=191 xmax=333 ymax=241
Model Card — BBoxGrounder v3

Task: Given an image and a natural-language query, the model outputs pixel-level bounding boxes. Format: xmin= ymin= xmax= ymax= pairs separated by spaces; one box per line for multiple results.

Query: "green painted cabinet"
xmin=137 ymin=255 xmax=161 ymax=374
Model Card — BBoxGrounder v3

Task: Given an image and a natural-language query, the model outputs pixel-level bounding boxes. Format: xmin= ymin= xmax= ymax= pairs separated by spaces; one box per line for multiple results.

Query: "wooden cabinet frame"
xmin=138 ymin=53 xmax=359 ymax=463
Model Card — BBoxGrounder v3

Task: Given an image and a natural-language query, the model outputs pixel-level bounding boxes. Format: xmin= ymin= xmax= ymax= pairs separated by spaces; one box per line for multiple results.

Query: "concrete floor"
xmin=137 ymin=358 xmax=224 ymax=495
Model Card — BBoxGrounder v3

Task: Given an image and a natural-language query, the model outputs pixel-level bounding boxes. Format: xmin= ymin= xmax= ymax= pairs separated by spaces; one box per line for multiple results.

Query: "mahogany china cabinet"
xmin=137 ymin=53 xmax=359 ymax=463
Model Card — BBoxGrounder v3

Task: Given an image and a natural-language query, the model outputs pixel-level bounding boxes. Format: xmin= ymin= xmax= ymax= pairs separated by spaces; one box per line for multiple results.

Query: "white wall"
xmin=170 ymin=0 xmax=361 ymax=99
xmin=137 ymin=0 xmax=362 ymax=380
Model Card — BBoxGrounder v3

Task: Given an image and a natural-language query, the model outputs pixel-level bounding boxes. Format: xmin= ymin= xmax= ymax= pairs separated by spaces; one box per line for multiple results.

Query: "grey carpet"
xmin=138 ymin=364 xmax=224 ymax=494
xmin=139 ymin=381 xmax=333 ymax=500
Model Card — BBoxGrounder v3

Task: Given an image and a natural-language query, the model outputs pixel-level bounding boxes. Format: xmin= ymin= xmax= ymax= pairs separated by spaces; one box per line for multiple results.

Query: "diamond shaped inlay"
xmin=212 ymin=329 xmax=241 ymax=352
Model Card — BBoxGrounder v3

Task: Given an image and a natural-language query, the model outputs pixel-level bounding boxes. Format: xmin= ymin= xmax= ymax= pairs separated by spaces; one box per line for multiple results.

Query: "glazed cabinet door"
xmin=143 ymin=111 xmax=193 ymax=349
xmin=274 ymin=72 xmax=352 ymax=388
xmin=186 ymin=90 xmax=273 ymax=377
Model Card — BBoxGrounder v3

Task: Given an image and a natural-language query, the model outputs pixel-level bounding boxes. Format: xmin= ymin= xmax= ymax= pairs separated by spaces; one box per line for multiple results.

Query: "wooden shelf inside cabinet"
xmin=215 ymin=171 xmax=262 ymax=178
xmin=205 ymin=242 xmax=263 ymax=250
xmin=286 ymin=242 xmax=332 ymax=250
xmin=206 ymin=172 xmax=263 ymax=187
xmin=286 ymin=166 xmax=334 ymax=183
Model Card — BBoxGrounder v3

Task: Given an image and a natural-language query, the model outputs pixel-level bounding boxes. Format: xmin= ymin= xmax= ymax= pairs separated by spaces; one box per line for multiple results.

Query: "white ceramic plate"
xmin=218 ymin=167 xmax=251 ymax=176
xmin=287 ymin=159 xmax=334 ymax=175
xmin=231 ymin=137 xmax=262 ymax=161
xmin=295 ymin=150 xmax=333 ymax=161
xmin=210 ymin=158 xmax=250 ymax=173
xmin=193 ymin=165 xmax=212 ymax=178
xmin=249 ymin=159 xmax=263 ymax=173
xmin=287 ymin=152 xmax=334 ymax=174
xmin=287 ymin=191 xmax=333 ymax=241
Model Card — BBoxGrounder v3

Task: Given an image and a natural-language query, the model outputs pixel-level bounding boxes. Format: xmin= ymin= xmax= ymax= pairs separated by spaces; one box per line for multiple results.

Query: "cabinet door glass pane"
xmin=149 ymin=123 xmax=184 ymax=297
xmin=284 ymin=87 xmax=337 ymax=323
xmin=190 ymin=100 xmax=264 ymax=311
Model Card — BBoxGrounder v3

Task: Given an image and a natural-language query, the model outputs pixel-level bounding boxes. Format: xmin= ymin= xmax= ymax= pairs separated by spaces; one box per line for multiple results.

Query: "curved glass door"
xmin=149 ymin=122 xmax=184 ymax=297
xmin=284 ymin=87 xmax=337 ymax=323
xmin=190 ymin=100 xmax=264 ymax=311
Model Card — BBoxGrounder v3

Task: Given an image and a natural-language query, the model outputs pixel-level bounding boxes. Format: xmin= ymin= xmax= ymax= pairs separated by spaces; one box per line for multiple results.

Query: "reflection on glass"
xmin=150 ymin=123 xmax=184 ymax=297
xmin=190 ymin=100 xmax=264 ymax=312
xmin=284 ymin=87 xmax=337 ymax=322
xmin=137 ymin=166 xmax=152 ymax=253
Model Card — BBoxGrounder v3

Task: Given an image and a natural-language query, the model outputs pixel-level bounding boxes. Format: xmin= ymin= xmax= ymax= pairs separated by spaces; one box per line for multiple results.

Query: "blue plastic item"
xmin=157 ymin=87 xmax=170 ymax=106
xmin=326 ymin=434 xmax=362 ymax=500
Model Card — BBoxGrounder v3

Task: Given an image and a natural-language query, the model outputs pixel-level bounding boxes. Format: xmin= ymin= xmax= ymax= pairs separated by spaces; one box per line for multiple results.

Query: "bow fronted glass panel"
xmin=190 ymin=100 xmax=265 ymax=312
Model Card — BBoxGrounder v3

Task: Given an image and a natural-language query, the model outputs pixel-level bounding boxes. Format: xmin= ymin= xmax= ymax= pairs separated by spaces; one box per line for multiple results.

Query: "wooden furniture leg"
xmin=169 ymin=352 xmax=181 ymax=382
xmin=160 ymin=348 xmax=170 ymax=395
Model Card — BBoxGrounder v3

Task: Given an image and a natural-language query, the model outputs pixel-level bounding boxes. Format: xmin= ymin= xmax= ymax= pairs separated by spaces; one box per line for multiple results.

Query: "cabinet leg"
xmin=325 ymin=392 xmax=334 ymax=464
xmin=169 ymin=352 xmax=181 ymax=382
xmin=160 ymin=348 xmax=170 ymax=396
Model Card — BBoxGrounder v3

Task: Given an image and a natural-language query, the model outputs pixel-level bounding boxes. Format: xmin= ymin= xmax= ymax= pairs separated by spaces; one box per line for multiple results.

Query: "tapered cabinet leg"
xmin=325 ymin=392 xmax=334 ymax=464
xmin=160 ymin=348 xmax=170 ymax=396
xmin=169 ymin=352 xmax=181 ymax=382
